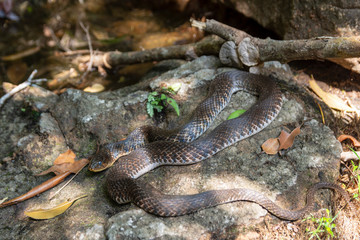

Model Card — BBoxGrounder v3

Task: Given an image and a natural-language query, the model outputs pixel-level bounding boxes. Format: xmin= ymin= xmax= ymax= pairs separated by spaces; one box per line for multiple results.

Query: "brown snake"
xmin=89 ymin=70 xmax=350 ymax=220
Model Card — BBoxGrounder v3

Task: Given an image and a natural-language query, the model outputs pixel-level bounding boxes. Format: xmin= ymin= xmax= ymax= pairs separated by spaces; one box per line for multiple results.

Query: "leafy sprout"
xmin=303 ymin=209 xmax=338 ymax=240
xmin=147 ymin=88 xmax=180 ymax=118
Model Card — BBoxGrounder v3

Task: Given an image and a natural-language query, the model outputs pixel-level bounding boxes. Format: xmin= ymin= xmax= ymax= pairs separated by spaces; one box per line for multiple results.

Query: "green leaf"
xmin=150 ymin=99 xmax=161 ymax=105
xmin=153 ymin=105 xmax=163 ymax=112
xmin=167 ymin=98 xmax=180 ymax=116
xmin=147 ymin=93 xmax=155 ymax=102
xmin=147 ymin=102 xmax=154 ymax=117
xmin=160 ymin=93 xmax=167 ymax=100
xmin=146 ymin=102 xmax=154 ymax=117
xmin=227 ymin=109 xmax=246 ymax=120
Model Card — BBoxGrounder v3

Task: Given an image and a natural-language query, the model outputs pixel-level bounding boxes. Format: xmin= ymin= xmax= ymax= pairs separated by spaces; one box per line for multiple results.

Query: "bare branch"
xmin=191 ymin=19 xmax=360 ymax=66
xmin=90 ymin=35 xmax=225 ymax=68
xmin=79 ymin=21 xmax=94 ymax=72
xmin=190 ymin=18 xmax=250 ymax=44
xmin=0 ymin=70 xmax=48 ymax=109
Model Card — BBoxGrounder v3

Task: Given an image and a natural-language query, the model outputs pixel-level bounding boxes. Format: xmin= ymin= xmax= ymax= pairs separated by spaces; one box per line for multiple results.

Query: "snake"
xmin=89 ymin=70 xmax=351 ymax=220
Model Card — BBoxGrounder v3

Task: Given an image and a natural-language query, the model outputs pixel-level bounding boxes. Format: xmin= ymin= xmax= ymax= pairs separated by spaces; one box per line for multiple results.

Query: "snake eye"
xmin=89 ymin=160 xmax=104 ymax=172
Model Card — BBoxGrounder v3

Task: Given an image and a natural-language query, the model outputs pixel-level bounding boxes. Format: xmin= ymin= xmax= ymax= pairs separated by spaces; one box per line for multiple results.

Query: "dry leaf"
xmin=83 ymin=83 xmax=105 ymax=93
xmin=0 ymin=172 xmax=71 ymax=208
xmin=338 ymin=135 xmax=360 ymax=147
xmin=309 ymin=77 xmax=356 ymax=112
xmin=278 ymin=127 xmax=301 ymax=150
xmin=37 ymin=158 xmax=89 ymax=176
xmin=24 ymin=195 xmax=87 ymax=220
xmin=65 ymin=158 xmax=89 ymax=173
xmin=0 ymin=149 xmax=89 ymax=208
xmin=261 ymin=138 xmax=280 ymax=155
xmin=262 ymin=126 xmax=301 ymax=155
xmin=54 ymin=149 xmax=76 ymax=165
xmin=340 ymin=151 xmax=360 ymax=161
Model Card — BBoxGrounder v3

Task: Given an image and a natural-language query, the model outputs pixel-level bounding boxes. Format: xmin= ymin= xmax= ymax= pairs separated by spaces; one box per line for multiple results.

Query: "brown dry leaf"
xmin=0 ymin=172 xmax=71 ymax=208
xmin=338 ymin=134 xmax=360 ymax=147
xmin=309 ymin=77 xmax=356 ymax=112
xmin=0 ymin=150 xmax=89 ymax=208
xmin=24 ymin=195 xmax=87 ymax=220
xmin=261 ymin=138 xmax=280 ymax=155
xmin=278 ymin=127 xmax=301 ymax=150
xmin=66 ymin=158 xmax=89 ymax=173
xmin=54 ymin=149 xmax=76 ymax=165
xmin=37 ymin=158 xmax=89 ymax=176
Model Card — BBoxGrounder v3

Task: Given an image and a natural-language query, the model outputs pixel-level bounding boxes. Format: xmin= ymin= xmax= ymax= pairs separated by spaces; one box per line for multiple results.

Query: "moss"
xmin=80 ymin=139 xmax=97 ymax=157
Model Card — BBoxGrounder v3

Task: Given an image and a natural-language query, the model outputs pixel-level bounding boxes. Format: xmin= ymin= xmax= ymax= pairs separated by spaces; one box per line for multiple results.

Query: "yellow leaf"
xmin=24 ymin=195 xmax=87 ymax=220
xmin=309 ymin=77 xmax=356 ymax=112
xmin=83 ymin=83 xmax=105 ymax=93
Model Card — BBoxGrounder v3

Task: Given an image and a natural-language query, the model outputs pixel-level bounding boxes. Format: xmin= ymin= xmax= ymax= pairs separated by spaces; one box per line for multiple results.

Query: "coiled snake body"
xmin=89 ymin=70 xmax=350 ymax=220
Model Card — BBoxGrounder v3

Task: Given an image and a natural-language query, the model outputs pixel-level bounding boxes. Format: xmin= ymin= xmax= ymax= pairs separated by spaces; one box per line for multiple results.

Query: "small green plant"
xmin=349 ymin=147 xmax=360 ymax=199
xmin=304 ymin=209 xmax=338 ymax=240
xmin=146 ymin=88 xmax=180 ymax=118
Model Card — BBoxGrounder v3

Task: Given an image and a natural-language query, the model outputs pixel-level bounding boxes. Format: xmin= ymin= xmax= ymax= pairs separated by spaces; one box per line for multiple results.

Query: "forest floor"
xmin=0 ymin=1 xmax=359 ymax=239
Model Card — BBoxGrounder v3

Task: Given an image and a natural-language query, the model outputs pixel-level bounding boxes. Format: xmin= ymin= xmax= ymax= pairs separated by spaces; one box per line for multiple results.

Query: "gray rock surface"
xmin=219 ymin=0 xmax=360 ymax=39
xmin=0 ymin=56 xmax=342 ymax=239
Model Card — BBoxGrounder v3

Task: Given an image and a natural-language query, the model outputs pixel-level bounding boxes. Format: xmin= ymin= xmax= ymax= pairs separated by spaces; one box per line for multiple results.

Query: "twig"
xmin=190 ymin=18 xmax=250 ymax=44
xmin=1 ymin=46 xmax=41 ymax=61
xmin=90 ymin=35 xmax=225 ymax=68
xmin=79 ymin=21 xmax=94 ymax=72
xmin=45 ymin=26 xmax=72 ymax=52
xmin=56 ymin=49 xmax=102 ymax=56
xmin=0 ymin=70 xmax=48 ymax=109
xmin=191 ymin=19 xmax=360 ymax=66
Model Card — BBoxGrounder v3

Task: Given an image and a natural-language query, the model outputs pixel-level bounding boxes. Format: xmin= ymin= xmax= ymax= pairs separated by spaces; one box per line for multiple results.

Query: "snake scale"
xmin=89 ymin=70 xmax=350 ymax=220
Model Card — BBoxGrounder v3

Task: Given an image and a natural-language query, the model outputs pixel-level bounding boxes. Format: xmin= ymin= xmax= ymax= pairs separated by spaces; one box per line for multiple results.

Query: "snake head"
xmin=89 ymin=139 xmax=132 ymax=172
xmin=88 ymin=145 xmax=115 ymax=172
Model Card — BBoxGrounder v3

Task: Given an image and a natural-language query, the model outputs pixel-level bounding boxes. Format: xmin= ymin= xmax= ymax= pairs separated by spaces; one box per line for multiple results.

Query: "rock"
xmin=0 ymin=56 xmax=343 ymax=239
xmin=74 ymin=224 xmax=105 ymax=240
xmin=19 ymin=112 xmax=68 ymax=172
xmin=219 ymin=0 xmax=360 ymax=39
xmin=0 ymin=83 xmax=58 ymax=161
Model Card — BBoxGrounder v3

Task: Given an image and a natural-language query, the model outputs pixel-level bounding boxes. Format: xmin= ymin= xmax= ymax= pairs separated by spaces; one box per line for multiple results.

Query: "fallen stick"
xmin=191 ymin=19 xmax=360 ymax=67
xmin=90 ymin=35 xmax=225 ymax=68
